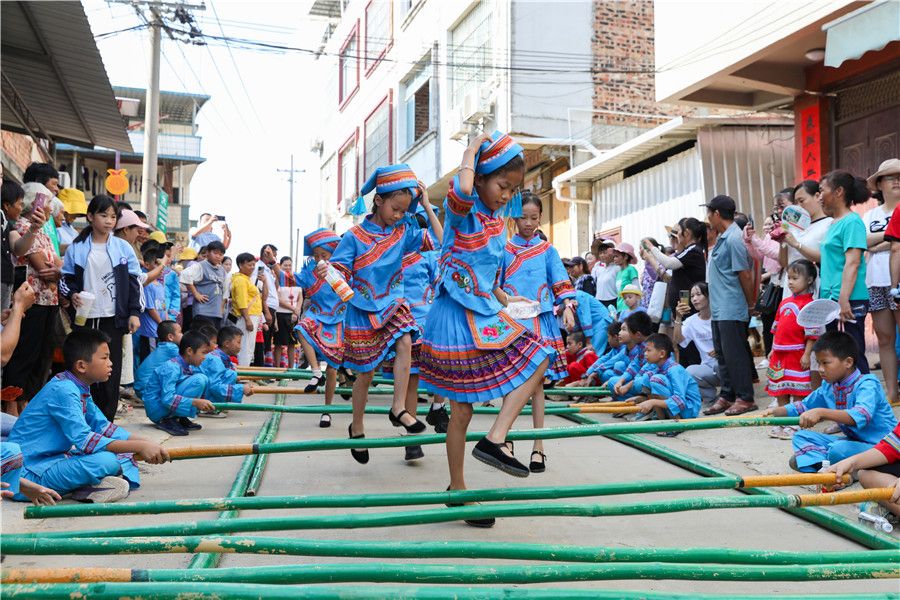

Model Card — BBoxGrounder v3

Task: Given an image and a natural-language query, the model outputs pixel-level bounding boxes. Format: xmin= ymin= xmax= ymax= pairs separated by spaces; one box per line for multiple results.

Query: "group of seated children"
xmin=135 ymin=320 xmax=257 ymax=436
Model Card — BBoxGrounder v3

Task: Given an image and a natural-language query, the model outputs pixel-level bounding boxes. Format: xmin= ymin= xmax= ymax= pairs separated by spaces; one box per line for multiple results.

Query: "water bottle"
xmin=818 ymin=460 xmax=831 ymax=492
xmin=319 ymin=260 xmax=354 ymax=302
xmin=857 ymin=504 xmax=894 ymax=533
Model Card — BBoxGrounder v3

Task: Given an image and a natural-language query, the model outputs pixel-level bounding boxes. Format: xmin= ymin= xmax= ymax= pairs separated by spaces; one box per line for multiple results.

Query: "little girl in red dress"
xmin=766 ymin=260 xmax=820 ymax=438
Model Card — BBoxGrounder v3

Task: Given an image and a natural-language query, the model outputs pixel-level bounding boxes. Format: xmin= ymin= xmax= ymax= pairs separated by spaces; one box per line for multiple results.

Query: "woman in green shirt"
xmin=612 ymin=242 xmax=639 ymax=314
xmin=819 ymin=170 xmax=871 ymax=373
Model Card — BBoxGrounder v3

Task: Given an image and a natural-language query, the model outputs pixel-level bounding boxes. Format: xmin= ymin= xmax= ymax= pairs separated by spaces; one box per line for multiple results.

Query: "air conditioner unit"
xmin=462 ymin=89 xmax=492 ymax=124
xmin=310 ymin=139 xmax=324 ymax=154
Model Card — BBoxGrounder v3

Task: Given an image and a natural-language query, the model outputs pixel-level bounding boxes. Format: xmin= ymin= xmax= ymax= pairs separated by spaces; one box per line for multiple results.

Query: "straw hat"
xmin=618 ymin=283 xmax=642 ymax=298
xmin=867 ymin=158 xmax=900 ymax=192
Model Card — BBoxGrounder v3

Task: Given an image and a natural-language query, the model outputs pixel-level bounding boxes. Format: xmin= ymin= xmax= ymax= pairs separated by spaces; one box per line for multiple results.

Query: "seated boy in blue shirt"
xmin=610 ymin=311 xmax=655 ymax=400
xmin=762 ymin=331 xmax=898 ymax=473
xmin=134 ymin=320 xmax=182 ymax=398
xmin=142 ymin=330 xmax=215 ymax=436
xmin=200 ymin=325 xmax=256 ymax=405
xmin=1 ymin=442 xmax=61 ymax=505
xmin=8 ymin=329 xmax=168 ymax=503
xmin=630 ymin=333 xmax=702 ymax=431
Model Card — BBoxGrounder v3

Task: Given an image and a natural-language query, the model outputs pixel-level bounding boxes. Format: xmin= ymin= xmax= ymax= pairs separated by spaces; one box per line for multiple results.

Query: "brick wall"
xmin=592 ymin=1 xmax=696 ymax=130
xmin=1 ymin=131 xmax=37 ymax=175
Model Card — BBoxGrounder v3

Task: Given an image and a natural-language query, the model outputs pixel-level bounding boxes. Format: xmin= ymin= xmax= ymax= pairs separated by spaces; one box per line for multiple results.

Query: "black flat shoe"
xmin=304 ymin=375 xmax=323 ymax=394
xmin=404 ymin=444 xmax=424 ymax=461
xmin=319 ymin=413 xmax=331 ymax=428
xmin=338 ymin=367 xmax=356 ymax=384
xmin=504 ymin=440 xmax=515 ymax=456
xmin=529 ymin=451 xmax=546 ymax=473
xmin=426 ymin=405 xmax=450 ymax=433
xmin=348 ymin=424 xmax=369 ymax=464
xmin=388 ymin=409 xmax=426 ymax=434
xmin=178 ymin=417 xmax=202 ymax=430
xmin=445 ymin=485 xmax=495 ymax=528
xmin=471 ymin=437 xmax=529 ymax=478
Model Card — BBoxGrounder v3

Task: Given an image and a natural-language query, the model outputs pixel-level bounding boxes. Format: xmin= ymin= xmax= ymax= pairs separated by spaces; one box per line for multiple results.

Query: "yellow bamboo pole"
xmin=741 ymin=473 xmax=851 ymax=488
xmin=799 ymin=488 xmax=894 ymax=507
xmin=578 ymin=406 xmax=641 ymax=414
xmin=569 ymin=401 xmax=633 ymax=408
xmin=166 ymin=445 xmax=256 ymax=460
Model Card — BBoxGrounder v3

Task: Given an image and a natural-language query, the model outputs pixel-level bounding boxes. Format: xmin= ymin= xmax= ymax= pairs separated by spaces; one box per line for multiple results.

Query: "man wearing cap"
xmin=703 ymin=195 xmax=758 ymax=416
xmin=590 ymin=238 xmax=618 ymax=310
xmin=56 ymin=188 xmax=87 ymax=251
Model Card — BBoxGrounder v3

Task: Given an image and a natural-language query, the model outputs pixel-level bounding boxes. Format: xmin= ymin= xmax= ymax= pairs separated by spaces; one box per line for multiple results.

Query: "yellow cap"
xmin=178 ymin=247 xmax=199 ymax=261
xmin=57 ymin=188 xmax=87 ymax=216
xmin=149 ymin=231 xmax=169 ymax=244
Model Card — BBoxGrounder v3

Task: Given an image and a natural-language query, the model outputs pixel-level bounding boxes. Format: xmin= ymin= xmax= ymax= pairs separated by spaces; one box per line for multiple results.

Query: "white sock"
xmin=312 ymin=369 xmax=323 ymax=378
xmin=431 ymin=402 xmax=445 ymax=410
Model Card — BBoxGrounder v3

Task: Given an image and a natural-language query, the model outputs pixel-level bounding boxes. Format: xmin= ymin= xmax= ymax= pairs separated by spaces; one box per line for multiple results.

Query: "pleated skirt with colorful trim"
xmin=342 ymin=302 xmax=418 ymax=373
xmin=419 ymin=294 xmax=555 ymax=403
xmin=517 ymin=311 xmax=568 ymax=381
xmin=295 ymin=317 xmax=344 ymax=369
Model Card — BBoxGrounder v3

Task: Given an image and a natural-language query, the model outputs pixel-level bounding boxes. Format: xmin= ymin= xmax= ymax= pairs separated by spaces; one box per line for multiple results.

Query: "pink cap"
xmin=116 ymin=209 xmax=151 ymax=230
xmin=614 ymin=242 xmax=637 ymax=263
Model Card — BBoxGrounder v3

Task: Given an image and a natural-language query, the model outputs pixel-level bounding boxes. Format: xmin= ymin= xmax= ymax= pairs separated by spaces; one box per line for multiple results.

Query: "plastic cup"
xmin=74 ymin=291 xmax=96 ymax=326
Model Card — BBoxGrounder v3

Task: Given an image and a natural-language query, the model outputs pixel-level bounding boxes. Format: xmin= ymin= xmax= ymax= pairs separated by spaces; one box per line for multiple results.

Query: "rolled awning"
xmin=823 ymin=0 xmax=900 ymax=68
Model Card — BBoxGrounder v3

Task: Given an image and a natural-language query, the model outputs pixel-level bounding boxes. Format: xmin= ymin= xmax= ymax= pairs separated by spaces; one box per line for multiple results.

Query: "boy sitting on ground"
xmin=8 ymin=330 xmax=169 ymax=503
xmin=762 ymin=331 xmax=897 ymax=473
xmin=572 ymin=321 xmax=625 ymax=388
xmin=200 ymin=325 xmax=256 ymax=405
xmin=134 ymin=320 xmax=182 ymax=398
xmin=561 ymin=332 xmax=598 ymax=385
xmin=609 ymin=311 xmax=655 ymax=401
xmin=629 ymin=333 xmax=702 ymax=432
xmin=142 ymin=330 xmax=215 ymax=436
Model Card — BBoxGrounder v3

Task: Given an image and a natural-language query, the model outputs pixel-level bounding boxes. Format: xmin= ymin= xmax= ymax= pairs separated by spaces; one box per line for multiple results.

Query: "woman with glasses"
xmin=864 ymin=159 xmax=900 ymax=404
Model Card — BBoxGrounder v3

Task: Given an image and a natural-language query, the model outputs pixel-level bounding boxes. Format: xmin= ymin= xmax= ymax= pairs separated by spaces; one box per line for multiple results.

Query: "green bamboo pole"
xmin=21 ymin=492 xmax=847 ymax=540
xmin=26 ymin=473 xmax=849 ymax=519
xmin=4 ymin=535 xmax=897 ymax=567
xmin=5 ymin=583 xmax=895 ymax=600
xmin=556 ymin=412 xmax=900 ymax=551
xmin=212 ymin=402 xmax=593 ymax=416
xmin=245 ymin=400 xmax=284 ymax=497
xmin=164 ymin=417 xmax=800 ymax=460
xmin=188 ymin=385 xmax=286 ymax=569
xmin=4 ymin=562 xmax=898 ymax=585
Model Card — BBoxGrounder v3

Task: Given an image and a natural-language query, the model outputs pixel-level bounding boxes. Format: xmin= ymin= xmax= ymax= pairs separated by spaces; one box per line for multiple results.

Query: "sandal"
xmin=319 ymin=413 xmax=331 ymax=428
xmin=348 ymin=424 xmax=369 ymax=464
xmin=445 ymin=485 xmax=495 ymax=528
xmin=471 ymin=437 xmax=529 ymax=478
xmin=529 ymin=451 xmax=546 ymax=473
xmin=388 ymin=409 xmax=426 ymax=434
xmin=304 ymin=375 xmax=323 ymax=394
xmin=724 ymin=399 xmax=758 ymax=416
xmin=703 ymin=397 xmax=733 ymax=415
xmin=655 ymin=430 xmax=681 ymax=438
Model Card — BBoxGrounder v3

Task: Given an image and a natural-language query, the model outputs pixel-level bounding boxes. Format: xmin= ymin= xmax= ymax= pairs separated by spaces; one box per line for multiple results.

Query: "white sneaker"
xmin=76 ymin=476 xmax=130 ymax=503
xmin=756 ymin=359 xmax=769 ymax=369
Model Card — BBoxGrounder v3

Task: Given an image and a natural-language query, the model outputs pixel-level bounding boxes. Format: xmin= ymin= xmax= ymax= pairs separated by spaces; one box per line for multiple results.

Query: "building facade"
xmin=309 ymin=0 xmax=594 ymax=255
xmin=53 ymin=86 xmax=209 ymax=243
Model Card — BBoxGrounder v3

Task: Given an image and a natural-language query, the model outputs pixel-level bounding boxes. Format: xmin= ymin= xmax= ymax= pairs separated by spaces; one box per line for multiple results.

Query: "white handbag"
xmin=647 ymin=280 xmax=668 ymax=322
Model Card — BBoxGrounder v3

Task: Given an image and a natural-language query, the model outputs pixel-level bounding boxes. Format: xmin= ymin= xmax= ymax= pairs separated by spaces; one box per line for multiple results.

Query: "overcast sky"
xmin=85 ymin=0 xmax=327 ymax=261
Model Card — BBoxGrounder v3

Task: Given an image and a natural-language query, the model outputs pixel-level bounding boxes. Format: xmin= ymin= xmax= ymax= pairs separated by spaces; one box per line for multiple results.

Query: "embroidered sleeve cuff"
xmin=332 ymin=263 xmax=352 ymax=281
xmin=847 ymin=406 xmax=872 ymax=428
xmin=552 ymin=280 xmax=575 ymax=300
xmin=82 ymin=433 xmax=113 ymax=454
xmin=446 ymin=176 xmax=476 ymax=217
xmin=785 ymin=401 xmax=806 ymax=416
xmin=875 ymin=431 xmax=900 ymax=462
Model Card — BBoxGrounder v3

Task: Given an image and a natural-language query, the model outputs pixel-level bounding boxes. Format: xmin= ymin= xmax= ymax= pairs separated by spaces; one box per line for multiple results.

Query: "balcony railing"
xmin=127 ymin=131 xmax=203 ymax=159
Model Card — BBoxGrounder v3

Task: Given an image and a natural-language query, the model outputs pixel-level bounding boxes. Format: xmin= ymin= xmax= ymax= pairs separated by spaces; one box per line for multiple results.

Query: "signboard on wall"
xmin=799 ymin=104 xmax=821 ymax=181
xmin=157 ymin=189 xmax=169 ymax=233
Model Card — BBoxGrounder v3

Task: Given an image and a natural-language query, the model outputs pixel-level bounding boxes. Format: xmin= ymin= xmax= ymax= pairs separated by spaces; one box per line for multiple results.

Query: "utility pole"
xmin=277 ymin=155 xmax=304 ymax=258
xmin=113 ymin=0 xmax=205 ymax=226
xmin=140 ymin=14 xmax=161 ymax=224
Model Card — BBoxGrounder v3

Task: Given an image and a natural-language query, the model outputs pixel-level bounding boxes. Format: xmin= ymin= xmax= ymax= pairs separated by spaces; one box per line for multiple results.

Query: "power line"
xmin=208 ymin=0 xmax=267 ymax=134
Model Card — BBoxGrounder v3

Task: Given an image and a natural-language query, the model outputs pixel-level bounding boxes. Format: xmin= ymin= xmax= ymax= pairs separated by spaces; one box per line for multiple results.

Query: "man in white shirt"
xmin=590 ymin=237 xmax=619 ymax=309
xmin=251 ymin=243 xmax=279 ymax=362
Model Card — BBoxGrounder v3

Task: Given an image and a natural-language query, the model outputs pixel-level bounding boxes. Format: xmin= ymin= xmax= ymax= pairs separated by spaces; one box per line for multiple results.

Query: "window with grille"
xmin=338 ymin=24 xmax=359 ymax=105
xmin=338 ymin=134 xmax=358 ymax=211
xmin=449 ymin=2 xmax=492 ymax=108
xmin=364 ymin=96 xmax=392 ymax=180
xmin=365 ymin=1 xmax=391 ymax=72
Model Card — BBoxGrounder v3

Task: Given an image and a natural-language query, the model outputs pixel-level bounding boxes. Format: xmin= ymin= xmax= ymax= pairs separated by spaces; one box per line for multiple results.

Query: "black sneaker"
xmin=405 ymin=444 xmax=424 ymax=461
xmin=154 ymin=417 xmax=188 ymax=436
xmin=178 ymin=417 xmax=202 ymax=430
xmin=426 ymin=405 xmax=450 ymax=433
xmin=471 ymin=437 xmax=529 ymax=478
xmin=304 ymin=375 xmax=323 ymax=394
